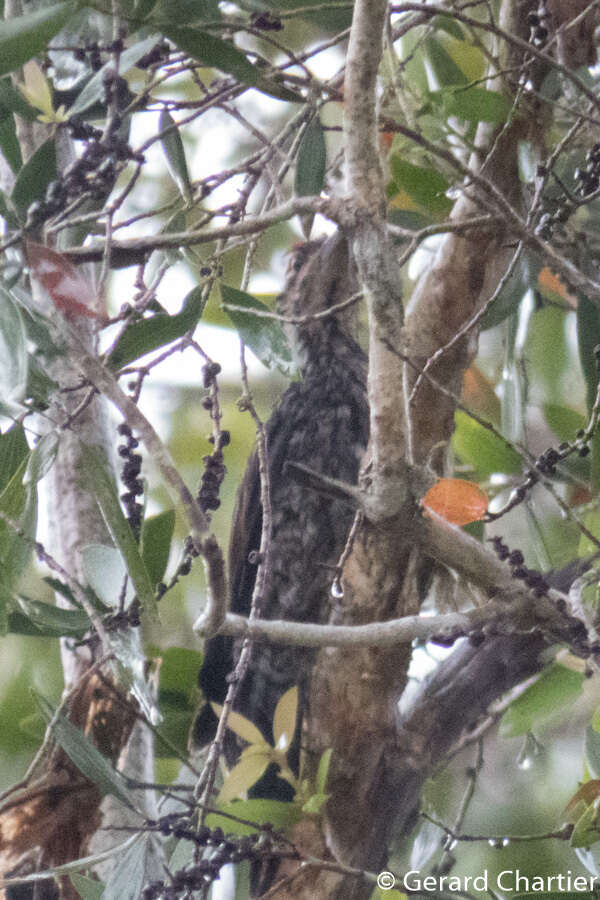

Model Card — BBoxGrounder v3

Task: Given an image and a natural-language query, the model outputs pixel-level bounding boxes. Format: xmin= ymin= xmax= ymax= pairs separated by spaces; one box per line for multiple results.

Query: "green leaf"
xmin=295 ymin=115 xmax=326 ymax=198
xmin=24 ymin=431 xmax=59 ymax=485
xmin=153 ymin=645 xmax=202 ymax=756
xmin=218 ymin=748 xmax=273 ymax=802
xmin=102 ymin=833 xmax=159 ymax=900
xmin=159 ymin=110 xmax=193 ymax=202
xmin=0 ymin=76 xmax=37 ymax=121
xmin=0 ymin=422 xmax=28 ymax=491
xmin=206 ymin=798 xmax=301 ymax=836
xmin=578 ymin=510 xmax=600 ymax=558
xmin=85 ymin=447 xmax=157 ymax=620
xmin=479 ymin=253 xmax=534 ymax=330
xmin=0 ymin=455 xmax=36 ymax=586
xmin=389 ymin=156 xmax=452 ymax=217
xmin=586 ymin=725 xmax=600 ymax=779
xmin=80 ymin=544 xmax=132 ymax=608
xmin=273 ymin=686 xmax=298 ymax=751
xmin=0 ymin=114 xmax=22 ymax=173
xmin=0 ymin=2 xmax=75 ymax=78
xmin=221 ymin=284 xmax=294 ymax=376
xmin=0 ymin=286 xmax=27 ymax=408
xmin=499 ymin=664 xmax=584 ymax=737
xmin=69 ymin=873 xmax=105 ymax=900
xmin=577 ymin=292 xmax=600 ymax=415
xmin=140 ymin=509 xmax=175 ymax=587
xmin=162 ymin=25 xmax=302 ymax=104
xmin=316 ymin=747 xmax=332 ymax=795
xmin=34 ymin=690 xmax=137 ymax=810
xmin=107 ymin=285 xmax=204 ymax=370
xmin=423 ymin=36 xmax=469 ymax=88
xmin=15 ymin=595 xmax=90 ymax=637
xmin=69 ymin=36 xmax=159 ymax=116
xmin=431 ymin=86 xmax=511 ymax=124
xmin=11 ymin=137 xmax=56 ymax=220
xmin=543 ymin=403 xmax=586 ymax=443
xmin=452 ymin=410 xmax=523 ymax=478
xmin=212 ymin=703 xmax=267 ymax=746
xmin=150 ymin=0 xmax=218 ymax=25
xmin=570 ymin=797 xmax=600 ymax=849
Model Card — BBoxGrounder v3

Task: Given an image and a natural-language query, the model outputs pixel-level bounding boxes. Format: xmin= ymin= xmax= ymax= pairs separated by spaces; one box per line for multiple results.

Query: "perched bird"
xmin=193 ymin=232 xmax=369 ymax=793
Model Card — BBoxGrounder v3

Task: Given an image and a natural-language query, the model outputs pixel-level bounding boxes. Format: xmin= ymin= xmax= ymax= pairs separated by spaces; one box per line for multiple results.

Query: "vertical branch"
xmin=344 ymin=0 xmax=408 ymax=491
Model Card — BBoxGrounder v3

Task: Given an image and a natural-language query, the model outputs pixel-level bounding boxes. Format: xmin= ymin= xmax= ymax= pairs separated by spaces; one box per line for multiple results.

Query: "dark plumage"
xmin=193 ymin=233 xmax=369 ymax=787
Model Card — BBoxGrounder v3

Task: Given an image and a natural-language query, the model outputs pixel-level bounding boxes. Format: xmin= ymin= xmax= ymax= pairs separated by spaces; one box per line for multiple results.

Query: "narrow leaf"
xmin=34 ymin=691 xmax=136 ymax=810
xmin=0 ymin=285 xmax=27 ymax=407
xmin=0 ymin=455 xmax=36 ymax=585
xmin=0 ymin=423 xmax=29 ymax=491
xmin=316 ymin=747 xmax=332 ymax=795
xmin=11 ymin=139 xmax=56 ymax=221
xmin=211 ymin=702 xmax=267 ymax=746
xmin=273 ymin=686 xmax=298 ymax=751
xmin=102 ymin=833 xmax=160 ymax=900
xmin=107 ymin=285 xmax=204 ymax=370
xmin=218 ymin=751 xmax=272 ymax=802
xmin=69 ymin=874 xmax=105 ymax=900
xmin=221 ymin=284 xmax=294 ymax=376
xmin=163 ymin=26 xmax=302 ymax=103
xmin=577 ymin=292 xmax=600 ymax=415
xmin=159 ymin=109 xmax=193 ymax=202
xmin=0 ymin=2 xmax=75 ymax=78
xmin=85 ymin=447 xmax=157 ymax=620
xmin=16 ymin=595 xmax=90 ymax=637
xmin=424 ymin=36 xmax=469 ymax=88
xmin=140 ymin=509 xmax=175 ymax=587
xmin=0 ymin=114 xmax=22 ymax=172
xmin=24 ymin=431 xmax=59 ymax=485
xmin=295 ymin=116 xmax=326 ymax=197
xmin=0 ymin=75 xmax=38 ymax=120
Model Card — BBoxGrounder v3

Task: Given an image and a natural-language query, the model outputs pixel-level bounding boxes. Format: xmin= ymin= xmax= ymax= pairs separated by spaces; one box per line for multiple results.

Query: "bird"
xmin=192 ymin=232 xmax=369 ymax=798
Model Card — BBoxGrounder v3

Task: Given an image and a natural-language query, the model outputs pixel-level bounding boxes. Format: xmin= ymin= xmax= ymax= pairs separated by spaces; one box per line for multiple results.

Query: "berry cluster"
xmin=26 ymin=115 xmax=142 ymax=230
xmin=488 ymin=537 xmax=593 ymax=655
xmin=117 ymin=422 xmax=143 ymax=538
xmin=575 ymin=144 xmax=600 ymax=199
xmin=488 ymin=537 xmax=550 ymax=596
xmin=527 ymin=7 xmax=550 ymax=48
xmin=141 ymin=816 xmax=288 ymax=899
xmin=134 ymin=41 xmax=171 ymax=70
xmin=73 ymin=38 xmax=125 ymax=71
xmin=250 ymin=11 xmax=284 ymax=30
xmin=486 ymin=434 xmax=591 ymax=522
xmin=198 ymin=362 xmax=229 ymax=515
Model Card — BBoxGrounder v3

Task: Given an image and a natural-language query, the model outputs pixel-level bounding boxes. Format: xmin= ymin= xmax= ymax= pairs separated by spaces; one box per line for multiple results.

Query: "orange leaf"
xmin=538 ymin=267 xmax=576 ymax=308
xmin=26 ymin=241 xmax=105 ymax=322
xmin=422 ymin=478 xmax=488 ymax=526
xmin=462 ymin=365 xmax=500 ymax=420
xmin=565 ymin=780 xmax=600 ymax=819
xmin=380 ymin=131 xmax=394 ymax=152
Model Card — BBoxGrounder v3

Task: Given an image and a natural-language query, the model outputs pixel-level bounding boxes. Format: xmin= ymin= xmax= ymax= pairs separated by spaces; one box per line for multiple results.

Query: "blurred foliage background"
xmin=3 ymin=0 xmax=600 ymax=893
